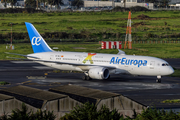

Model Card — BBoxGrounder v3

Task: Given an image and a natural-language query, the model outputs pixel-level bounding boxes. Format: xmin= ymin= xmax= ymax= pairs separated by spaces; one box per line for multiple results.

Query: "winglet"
xmin=25 ymin=22 xmax=53 ymax=53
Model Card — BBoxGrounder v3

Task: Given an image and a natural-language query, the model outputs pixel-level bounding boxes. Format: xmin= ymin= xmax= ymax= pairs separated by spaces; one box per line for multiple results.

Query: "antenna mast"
xmin=124 ymin=11 xmax=132 ymax=49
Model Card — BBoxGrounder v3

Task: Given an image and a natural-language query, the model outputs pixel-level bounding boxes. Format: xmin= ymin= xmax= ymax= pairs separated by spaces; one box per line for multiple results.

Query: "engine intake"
xmin=88 ymin=67 xmax=109 ymax=80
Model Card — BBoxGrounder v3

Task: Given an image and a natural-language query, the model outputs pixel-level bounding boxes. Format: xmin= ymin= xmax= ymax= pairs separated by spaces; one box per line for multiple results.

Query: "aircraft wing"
xmin=5 ymin=52 xmax=116 ymax=69
xmin=30 ymin=58 xmax=116 ymax=69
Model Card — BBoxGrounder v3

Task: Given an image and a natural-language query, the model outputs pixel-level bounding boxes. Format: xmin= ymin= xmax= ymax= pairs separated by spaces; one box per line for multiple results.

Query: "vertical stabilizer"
xmin=25 ymin=22 xmax=53 ymax=53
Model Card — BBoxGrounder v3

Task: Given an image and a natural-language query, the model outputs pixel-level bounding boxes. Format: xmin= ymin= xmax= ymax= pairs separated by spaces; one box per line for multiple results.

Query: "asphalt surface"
xmin=0 ymin=59 xmax=180 ymax=110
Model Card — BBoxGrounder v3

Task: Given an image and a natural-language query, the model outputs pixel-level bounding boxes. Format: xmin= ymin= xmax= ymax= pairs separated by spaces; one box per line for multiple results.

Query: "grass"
xmin=162 ymin=99 xmax=180 ymax=103
xmin=1 ymin=11 xmax=180 ymax=60
xmin=169 ymin=68 xmax=180 ymax=77
xmin=2 ymin=42 xmax=180 ymax=60
xmin=0 ymin=81 xmax=9 ymax=85
xmin=1 ymin=11 xmax=180 ymax=38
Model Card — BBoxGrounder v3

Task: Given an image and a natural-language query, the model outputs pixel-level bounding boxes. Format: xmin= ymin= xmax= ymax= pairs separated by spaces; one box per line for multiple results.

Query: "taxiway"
xmin=0 ymin=59 xmax=180 ymax=110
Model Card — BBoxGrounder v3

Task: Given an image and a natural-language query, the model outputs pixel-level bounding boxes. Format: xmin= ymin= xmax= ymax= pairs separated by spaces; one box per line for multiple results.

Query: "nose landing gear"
xmin=156 ymin=75 xmax=161 ymax=83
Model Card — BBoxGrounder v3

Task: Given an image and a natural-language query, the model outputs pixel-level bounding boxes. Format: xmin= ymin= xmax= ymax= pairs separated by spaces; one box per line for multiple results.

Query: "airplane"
xmin=6 ymin=22 xmax=174 ymax=83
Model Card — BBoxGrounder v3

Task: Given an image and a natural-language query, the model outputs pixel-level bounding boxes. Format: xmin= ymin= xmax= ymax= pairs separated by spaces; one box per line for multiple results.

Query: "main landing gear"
xmin=82 ymin=71 xmax=91 ymax=80
xmin=82 ymin=75 xmax=91 ymax=80
xmin=156 ymin=75 xmax=161 ymax=83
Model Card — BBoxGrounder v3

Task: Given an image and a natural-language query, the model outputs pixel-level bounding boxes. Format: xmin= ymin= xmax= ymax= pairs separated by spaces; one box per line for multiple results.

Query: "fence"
xmin=119 ymin=40 xmax=180 ymax=44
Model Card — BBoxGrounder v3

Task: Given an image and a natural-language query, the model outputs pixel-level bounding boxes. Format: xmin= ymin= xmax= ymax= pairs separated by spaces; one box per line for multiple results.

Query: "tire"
xmin=156 ymin=79 xmax=161 ymax=83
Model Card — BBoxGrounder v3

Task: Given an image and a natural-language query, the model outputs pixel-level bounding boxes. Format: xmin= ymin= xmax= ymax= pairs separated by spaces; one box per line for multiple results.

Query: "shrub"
xmin=135 ymin=108 xmax=180 ymax=120
xmin=60 ymin=102 xmax=124 ymax=120
xmin=0 ymin=103 xmax=56 ymax=120
xmin=130 ymin=6 xmax=150 ymax=12
xmin=0 ymin=8 xmax=44 ymax=13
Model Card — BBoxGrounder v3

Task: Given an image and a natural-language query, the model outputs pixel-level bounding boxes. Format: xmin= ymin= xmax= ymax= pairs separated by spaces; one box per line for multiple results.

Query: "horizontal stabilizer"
xmin=117 ymin=49 xmax=126 ymax=55
xmin=6 ymin=56 xmax=30 ymax=60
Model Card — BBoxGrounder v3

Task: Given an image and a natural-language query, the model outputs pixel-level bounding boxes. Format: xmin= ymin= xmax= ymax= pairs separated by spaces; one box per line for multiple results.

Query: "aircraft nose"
xmin=169 ymin=67 xmax=174 ymax=74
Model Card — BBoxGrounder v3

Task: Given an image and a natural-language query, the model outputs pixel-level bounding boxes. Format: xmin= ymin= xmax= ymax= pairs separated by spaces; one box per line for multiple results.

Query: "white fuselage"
xmin=28 ymin=51 xmax=174 ymax=77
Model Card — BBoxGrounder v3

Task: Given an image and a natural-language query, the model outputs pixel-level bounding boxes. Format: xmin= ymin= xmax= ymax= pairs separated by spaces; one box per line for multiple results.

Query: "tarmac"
xmin=0 ymin=59 xmax=180 ymax=111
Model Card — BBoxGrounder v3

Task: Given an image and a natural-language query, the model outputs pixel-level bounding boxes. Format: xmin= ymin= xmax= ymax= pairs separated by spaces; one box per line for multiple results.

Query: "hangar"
xmin=0 ymin=85 xmax=81 ymax=119
xmin=0 ymin=85 xmax=147 ymax=119
xmin=49 ymin=84 xmax=147 ymax=117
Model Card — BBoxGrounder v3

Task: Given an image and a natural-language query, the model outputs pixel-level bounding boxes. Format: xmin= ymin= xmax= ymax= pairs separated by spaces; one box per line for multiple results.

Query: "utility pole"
xmin=36 ymin=0 xmax=38 ymax=10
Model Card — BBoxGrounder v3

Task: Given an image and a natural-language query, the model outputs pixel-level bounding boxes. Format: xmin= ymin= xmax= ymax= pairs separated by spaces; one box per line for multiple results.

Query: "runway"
xmin=1 ymin=59 xmax=180 ymax=110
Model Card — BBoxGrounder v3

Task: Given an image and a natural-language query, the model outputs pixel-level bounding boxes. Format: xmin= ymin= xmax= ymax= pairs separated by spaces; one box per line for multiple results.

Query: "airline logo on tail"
xmin=83 ymin=53 xmax=96 ymax=64
xmin=31 ymin=37 xmax=42 ymax=46
xmin=25 ymin=22 xmax=52 ymax=53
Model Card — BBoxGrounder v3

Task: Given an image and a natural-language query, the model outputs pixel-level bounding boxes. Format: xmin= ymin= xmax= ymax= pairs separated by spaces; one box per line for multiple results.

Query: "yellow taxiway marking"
xmin=0 ymin=87 xmax=7 ymax=88
xmin=26 ymin=76 xmax=46 ymax=79
xmin=44 ymin=73 xmax=48 ymax=76
xmin=21 ymin=80 xmax=32 ymax=84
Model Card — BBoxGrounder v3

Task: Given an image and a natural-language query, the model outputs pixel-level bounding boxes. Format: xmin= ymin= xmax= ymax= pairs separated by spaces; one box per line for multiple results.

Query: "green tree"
xmin=60 ymin=102 xmax=124 ymax=120
xmin=0 ymin=112 xmax=8 ymax=120
xmin=47 ymin=0 xmax=63 ymax=9
xmin=25 ymin=0 xmax=36 ymax=8
xmin=0 ymin=103 xmax=56 ymax=120
xmin=9 ymin=103 xmax=32 ymax=120
xmin=31 ymin=110 xmax=56 ymax=120
xmin=71 ymin=0 xmax=83 ymax=8
xmin=47 ymin=0 xmax=53 ymax=9
xmin=1 ymin=0 xmax=7 ymax=8
xmin=6 ymin=0 xmax=17 ymax=8
xmin=160 ymin=0 xmax=170 ymax=7
xmin=54 ymin=0 xmax=63 ymax=9
xmin=136 ymin=108 xmax=180 ymax=120
xmin=39 ymin=0 xmax=47 ymax=8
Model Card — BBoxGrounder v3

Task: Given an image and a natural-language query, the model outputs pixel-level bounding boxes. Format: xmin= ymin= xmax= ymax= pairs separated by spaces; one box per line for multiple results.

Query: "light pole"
xmin=98 ymin=0 xmax=99 ymax=7
xmin=10 ymin=23 xmax=13 ymax=50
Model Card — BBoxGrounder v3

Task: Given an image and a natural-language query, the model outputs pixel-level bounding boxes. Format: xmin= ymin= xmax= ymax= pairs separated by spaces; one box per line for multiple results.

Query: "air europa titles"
xmin=110 ymin=57 xmax=147 ymax=67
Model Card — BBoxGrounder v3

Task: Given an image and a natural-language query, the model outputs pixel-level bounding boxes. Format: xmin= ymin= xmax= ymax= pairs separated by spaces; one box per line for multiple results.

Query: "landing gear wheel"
xmin=156 ymin=79 xmax=161 ymax=83
xmin=82 ymin=75 xmax=86 ymax=80
xmin=86 ymin=76 xmax=90 ymax=80
xmin=107 ymin=75 xmax=110 ymax=80
xmin=82 ymin=75 xmax=91 ymax=80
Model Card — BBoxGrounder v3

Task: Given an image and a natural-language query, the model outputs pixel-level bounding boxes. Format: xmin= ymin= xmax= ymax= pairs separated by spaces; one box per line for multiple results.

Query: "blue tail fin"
xmin=25 ymin=22 xmax=53 ymax=53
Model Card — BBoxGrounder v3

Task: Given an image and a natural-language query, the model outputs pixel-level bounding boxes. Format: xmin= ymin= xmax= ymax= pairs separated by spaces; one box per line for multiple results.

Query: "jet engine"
xmin=88 ymin=67 xmax=109 ymax=80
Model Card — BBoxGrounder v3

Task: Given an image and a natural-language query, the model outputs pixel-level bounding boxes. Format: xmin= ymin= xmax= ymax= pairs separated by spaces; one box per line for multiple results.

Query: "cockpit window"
xmin=162 ymin=63 xmax=169 ymax=66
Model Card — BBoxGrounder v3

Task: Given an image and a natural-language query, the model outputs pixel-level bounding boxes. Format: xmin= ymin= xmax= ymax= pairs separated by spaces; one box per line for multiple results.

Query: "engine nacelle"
xmin=88 ymin=67 xmax=109 ymax=80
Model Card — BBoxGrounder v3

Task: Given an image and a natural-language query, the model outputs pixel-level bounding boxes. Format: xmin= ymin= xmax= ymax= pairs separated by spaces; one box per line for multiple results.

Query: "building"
xmin=84 ymin=0 xmax=154 ymax=9
xmin=0 ymin=85 xmax=82 ymax=119
xmin=0 ymin=85 xmax=148 ymax=118
xmin=49 ymin=85 xmax=147 ymax=117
